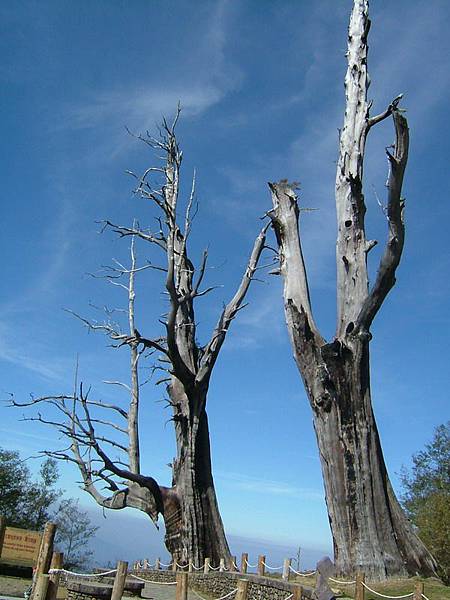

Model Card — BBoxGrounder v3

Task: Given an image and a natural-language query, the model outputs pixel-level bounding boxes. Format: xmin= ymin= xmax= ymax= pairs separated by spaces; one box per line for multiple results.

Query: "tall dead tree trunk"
xmin=167 ymin=382 xmax=230 ymax=564
xmin=13 ymin=112 xmax=269 ymax=566
xmin=268 ymin=0 xmax=438 ymax=580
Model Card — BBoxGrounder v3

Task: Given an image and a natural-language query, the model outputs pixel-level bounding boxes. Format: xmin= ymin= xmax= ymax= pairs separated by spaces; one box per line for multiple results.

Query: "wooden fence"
xmin=132 ymin=554 xmax=429 ymax=600
xmin=0 ymin=519 xmax=431 ymax=600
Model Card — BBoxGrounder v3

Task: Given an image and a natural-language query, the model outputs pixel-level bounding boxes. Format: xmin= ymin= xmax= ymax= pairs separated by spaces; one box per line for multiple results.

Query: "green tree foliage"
xmin=401 ymin=422 xmax=450 ymax=583
xmin=0 ymin=448 xmax=60 ymax=530
xmin=54 ymin=499 xmax=99 ymax=571
xmin=1 ymin=447 xmax=98 ymax=570
xmin=0 ymin=447 xmax=32 ymax=527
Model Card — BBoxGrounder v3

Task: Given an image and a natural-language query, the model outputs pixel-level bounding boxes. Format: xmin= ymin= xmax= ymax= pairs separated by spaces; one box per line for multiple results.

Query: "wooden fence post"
xmin=235 ymin=579 xmax=248 ymax=600
xmin=257 ymin=555 xmax=265 ymax=577
xmin=229 ymin=556 xmax=237 ymax=572
xmin=292 ymin=585 xmax=302 ymax=600
xmin=46 ymin=551 xmax=63 ymax=600
xmin=32 ymin=574 xmax=49 ymax=600
xmin=240 ymin=553 xmax=248 ymax=574
xmin=172 ymin=560 xmax=177 ymax=572
xmin=35 ymin=522 xmax=57 ymax=577
xmin=282 ymin=558 xmax=291 ymax=581
xmin=31 ymin=522 xmax=57 ymax=600
xmin=0 ymin=516 xmax=5 ymax=557
xmin=204 ymin=557 xmax=211 ymax=574
xmin=413 ymin=581 xmax=424 ymax=600
xmin=111 ymin=560 xmax=128 ymax=600
xmin=143 ymin=558 xmax=149 ymax=570
xmin=355 ymin=571 xmax=365 ymax=600
xmin=175 ymin=572 xmax=188 ymax=600
xmin=155 ymin=558 xmax=160 ymax=570
xmin=219 ymin=558 xmax=225 ymax=572
xmin=188 ymin=559 xmax=193 ymax=573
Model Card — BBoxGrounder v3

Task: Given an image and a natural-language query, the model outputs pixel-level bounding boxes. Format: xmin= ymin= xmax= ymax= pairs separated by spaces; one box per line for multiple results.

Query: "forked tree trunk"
xmin=289 ymin=302 xmax=437 ymax=578
xmin=270 ymin=178 xmax=438 ymax=579
xmin=267 ymin=0 xmax=439 ymax=580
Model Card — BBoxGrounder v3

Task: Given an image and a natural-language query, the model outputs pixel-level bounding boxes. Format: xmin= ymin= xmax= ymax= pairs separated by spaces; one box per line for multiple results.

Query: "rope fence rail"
xmin=328 ymin=576 xmax=356 ymax=585
xmin=288 ymin=566 xmax=317 ymax=577
xmin=261 ymin=561 xmax=283 ymax=571
xmin=48 ymin=568 xmax=117 ymax=578
xmin=361 ymin=582 xmax=414 ymax=599
xmin=131 ymin=554 xmax=435 ymax=600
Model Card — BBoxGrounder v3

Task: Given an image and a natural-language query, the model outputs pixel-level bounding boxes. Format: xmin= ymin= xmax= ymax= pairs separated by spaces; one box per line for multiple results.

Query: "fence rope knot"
xmin=244 ymin=559 xmax=257 ymax=569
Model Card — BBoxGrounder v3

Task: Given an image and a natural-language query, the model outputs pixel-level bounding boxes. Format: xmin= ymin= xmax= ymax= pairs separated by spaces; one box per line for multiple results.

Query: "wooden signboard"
xmin=0 ymin=526 xmax=42 ymax=566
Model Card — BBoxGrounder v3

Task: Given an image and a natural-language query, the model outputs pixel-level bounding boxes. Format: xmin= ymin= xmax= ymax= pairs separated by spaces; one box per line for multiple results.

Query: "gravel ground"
xmin=0 ymin=576 xmax=31 ymax=598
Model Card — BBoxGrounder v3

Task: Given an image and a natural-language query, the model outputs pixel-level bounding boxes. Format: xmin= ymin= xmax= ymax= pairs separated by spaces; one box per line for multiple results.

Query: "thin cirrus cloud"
xmin=218 ymin=471 xmax=323 ymax=501
xmin=63 ymin=0 xmax=242 ymax=159
xmin=0 ymin=335 xmax=67 ymax=382
xmin=69 ymin=86 xmax=227 ymax=133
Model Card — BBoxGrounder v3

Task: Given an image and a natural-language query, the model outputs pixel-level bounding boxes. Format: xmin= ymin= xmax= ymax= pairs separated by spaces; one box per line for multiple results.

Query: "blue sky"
xmin=1 ymin=0 xmax=449 ymax=569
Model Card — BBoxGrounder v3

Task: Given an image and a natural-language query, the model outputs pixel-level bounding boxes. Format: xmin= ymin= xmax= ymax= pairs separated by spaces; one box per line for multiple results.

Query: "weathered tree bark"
xmin=268 ymin=0 xmax=438 ymax=581
xmin=13 ymin=113 xmax=268 ymax=566
xmin=165 ymin=381 xmax=229 ymax=564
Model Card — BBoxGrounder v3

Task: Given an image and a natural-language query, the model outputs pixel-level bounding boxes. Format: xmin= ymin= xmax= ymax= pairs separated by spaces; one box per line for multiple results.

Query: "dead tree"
xmin=12 ymin=113 xmax=269 ymax=566
xmin=267 ymin=0 xmax=438 ymax=580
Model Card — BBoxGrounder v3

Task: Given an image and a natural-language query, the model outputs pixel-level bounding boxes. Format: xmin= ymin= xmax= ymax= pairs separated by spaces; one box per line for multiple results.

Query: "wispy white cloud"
xmin=218 ymin=471 xmax=322 ymax=501
xmin=0 ymin=340 xmax=66 ymax=382
xmin=70 ymin=86 xmax=224 ymax=133
xmin=64 ymin=0 xmax=242 ymax=160
xmin=0 ymin=320 xmax=71 ymax=383
xmin=0 ymin=427 xmax=51 ymax=443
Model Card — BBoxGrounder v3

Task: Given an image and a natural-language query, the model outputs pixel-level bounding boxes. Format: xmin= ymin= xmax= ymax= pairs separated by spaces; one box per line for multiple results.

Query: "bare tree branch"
xmin=355 ymin=109 xmax=409 ymax=332
xmin=197 ymin=223 xmax=270 ymax=384
xmin=267 ymin=181 xmax=321 ymax=343
xmin=101 ymin=221 xmax=167 ymax=250
xmin=367 ymin=94 xmax=403 ymax=130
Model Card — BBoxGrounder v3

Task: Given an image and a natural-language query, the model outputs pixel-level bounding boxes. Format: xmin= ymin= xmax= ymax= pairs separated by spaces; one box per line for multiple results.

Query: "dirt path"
xmin=140 ymin=582 xmax=209 ymax=600
xmin=0 ymin=577 xmax=211 ymax=600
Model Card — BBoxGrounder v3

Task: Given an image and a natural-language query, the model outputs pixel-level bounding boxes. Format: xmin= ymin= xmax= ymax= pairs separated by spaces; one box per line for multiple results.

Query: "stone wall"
xmin=132 ymin=569 xmax=176 ymax=583
xmin=135 ymin=569 xmax=312 ymax=600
